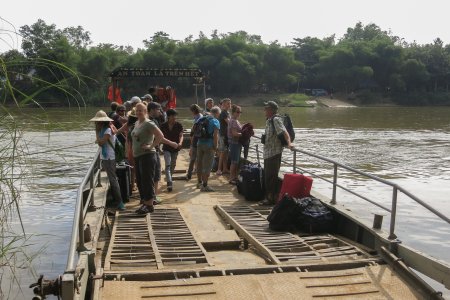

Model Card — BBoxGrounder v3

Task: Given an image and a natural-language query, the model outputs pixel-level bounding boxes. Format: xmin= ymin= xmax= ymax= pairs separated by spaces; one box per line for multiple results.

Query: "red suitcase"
xmin=277 ymin=173 xmax=313 ymax=202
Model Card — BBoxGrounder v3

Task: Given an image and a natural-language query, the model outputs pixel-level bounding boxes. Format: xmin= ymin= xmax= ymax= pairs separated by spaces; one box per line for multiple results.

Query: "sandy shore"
xmin=316 ymin=97 xmax=357 ymax=108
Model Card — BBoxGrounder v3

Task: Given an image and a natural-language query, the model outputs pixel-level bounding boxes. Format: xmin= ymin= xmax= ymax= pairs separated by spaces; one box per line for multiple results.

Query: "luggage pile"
xmin=267 ymin=194 xmax=334 ymax=233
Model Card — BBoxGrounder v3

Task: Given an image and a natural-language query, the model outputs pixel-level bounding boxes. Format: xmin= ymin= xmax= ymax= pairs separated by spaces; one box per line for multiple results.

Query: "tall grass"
xmin=0 ymin=19 xmax=87 ymax=298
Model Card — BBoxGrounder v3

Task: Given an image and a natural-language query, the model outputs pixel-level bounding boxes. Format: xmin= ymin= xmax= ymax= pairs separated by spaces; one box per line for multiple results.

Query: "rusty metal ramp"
xmin=215 ymin=205 xmax=371 ymax=265
xmin=104 ymin=208 xmax=210 ymax=271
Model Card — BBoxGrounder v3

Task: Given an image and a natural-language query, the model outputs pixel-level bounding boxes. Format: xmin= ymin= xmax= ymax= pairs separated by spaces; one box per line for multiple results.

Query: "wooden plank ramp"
xmin=149 ymin=208 xmax=211 ymax=267
xmin=104 ymin=208 xmax=210 ymax=272
xmin=215 ymin=205 xmax=371 ymax=264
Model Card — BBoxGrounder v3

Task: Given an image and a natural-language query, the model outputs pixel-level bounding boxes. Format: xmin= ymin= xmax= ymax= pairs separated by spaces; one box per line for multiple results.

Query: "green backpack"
xmin=108 ymin=138 xmax=125 ymax=163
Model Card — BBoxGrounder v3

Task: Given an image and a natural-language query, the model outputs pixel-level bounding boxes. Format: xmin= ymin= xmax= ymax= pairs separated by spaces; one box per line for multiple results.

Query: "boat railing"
xmin=65 ymin=148 xmax=102 ymax=272
xmin=250 ymin=135 xmax=450 ymax=240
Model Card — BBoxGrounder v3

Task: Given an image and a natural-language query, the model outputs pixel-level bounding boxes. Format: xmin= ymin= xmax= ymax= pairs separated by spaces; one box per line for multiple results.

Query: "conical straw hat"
xmin=89 ymin=110 xmax=113 ymax=122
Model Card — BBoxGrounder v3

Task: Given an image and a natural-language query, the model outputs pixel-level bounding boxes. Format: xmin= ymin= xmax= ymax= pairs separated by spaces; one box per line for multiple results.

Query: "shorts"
xmin=229 ymin=143 xmax=242 ymax=164
xmin=196 ymin=144 xmax=215 ymax=174
xmin=218 ymin=135 xmax=228 ymax=152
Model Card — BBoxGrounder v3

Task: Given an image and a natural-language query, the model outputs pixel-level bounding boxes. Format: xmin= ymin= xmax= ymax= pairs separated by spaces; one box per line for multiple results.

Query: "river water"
xmin=3 ymin=106 xmax=450 ymax=299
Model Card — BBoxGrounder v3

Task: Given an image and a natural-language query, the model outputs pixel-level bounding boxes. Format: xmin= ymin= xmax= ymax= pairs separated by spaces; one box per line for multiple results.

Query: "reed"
xmin=0 ymin=20 xmax=87 ymax=298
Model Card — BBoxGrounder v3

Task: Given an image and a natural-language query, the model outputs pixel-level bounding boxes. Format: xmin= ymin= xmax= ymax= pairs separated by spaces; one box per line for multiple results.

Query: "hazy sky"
xmin=1 ymin=0 xmax=449 ymax=52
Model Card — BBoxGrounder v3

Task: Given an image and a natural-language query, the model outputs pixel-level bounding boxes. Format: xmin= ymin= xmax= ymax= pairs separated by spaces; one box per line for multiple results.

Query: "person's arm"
xmin=213 ymin=128 xmax=219 ymax=150
xmin=274 ymin=117 xmax=293 ymax=149
xmin=154 ymin=125 xmax=178 ymax=149
xmin=119 ymin=115 xmax=128 ymax=123
xmin=96 ymin=133 xmax=110 ymax=146
xmin=116 ymin=123 xmax=128 ymax=134
xmin=231 ymin=124 xmax=242 ymax=138
xmin=110 ymin=123 xmax=118 ymax=135
xmin=160 ymin=136 xmax=178 ymax=149
xmin=178 ymin=131 xmax=184 ymax=149
xmin=283 ymin=130 xmax=293 ymax=149
xmin=213 ymin=128 xmax=219 ymax=151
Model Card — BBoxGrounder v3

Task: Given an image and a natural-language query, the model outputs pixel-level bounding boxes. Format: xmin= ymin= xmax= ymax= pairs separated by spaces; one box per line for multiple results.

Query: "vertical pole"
xmin=195 ymin=85 xmax=198 ymax=105
xmin=292 ymin=150 xmax=297 ymax=174
xmin=90 ymin=167 xmax=95 ymax=205
xmin=97 ymin=155 xmax=102 ymax=187
xmin=203 ymin=81 xmax=206 ymax=100
xmin=331 ymin=164 xmax=338 ymax=204
xmin=388 ymin=187 xmax=398 ymax=240
xmin=256 ymin=144 xmax=260 ymax=165
xmin=78 ymin=199 xmax=86 ymax=251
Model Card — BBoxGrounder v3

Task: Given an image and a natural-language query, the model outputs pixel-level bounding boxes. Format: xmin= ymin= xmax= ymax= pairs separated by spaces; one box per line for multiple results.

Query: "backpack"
xmin=193 ymin=116 xmax=213 ymax=139
xmin=270 ymin=114 xmax=295 ymax=145
xmin=108 ymin=138 xmax=125 ymax=163
xmin=267 ymin=194 xmax=300 ymax=231
xmin=295 ymin=196 xmax=334 ymax=233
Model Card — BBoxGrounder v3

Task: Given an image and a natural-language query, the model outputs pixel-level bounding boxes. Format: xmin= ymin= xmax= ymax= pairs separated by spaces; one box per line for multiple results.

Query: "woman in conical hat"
xmin=90 ymin=110 xmax=125 ymax=210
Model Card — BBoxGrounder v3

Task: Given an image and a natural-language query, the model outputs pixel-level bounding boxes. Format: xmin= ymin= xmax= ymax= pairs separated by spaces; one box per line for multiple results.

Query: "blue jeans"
xmin=163 ymin=151 xmax=178 ymax=184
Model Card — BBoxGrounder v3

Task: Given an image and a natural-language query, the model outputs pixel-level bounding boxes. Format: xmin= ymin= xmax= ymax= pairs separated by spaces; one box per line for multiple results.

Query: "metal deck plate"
xmin=101 ymin=265 xmax=422 ymax=299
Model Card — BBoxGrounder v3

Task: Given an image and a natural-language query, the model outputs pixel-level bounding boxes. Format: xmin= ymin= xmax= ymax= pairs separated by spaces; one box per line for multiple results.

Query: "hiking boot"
xmin=135 ymin=204 xmax=154 ymax=215
xmin=201 ymin=185 xmax=215 ymax=192
xmin=196 ymin=182 xmax=202 ymax=189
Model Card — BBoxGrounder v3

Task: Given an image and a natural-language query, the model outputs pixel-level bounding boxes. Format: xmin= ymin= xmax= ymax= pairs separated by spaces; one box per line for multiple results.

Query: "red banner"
xmin=107 ymin=85 xmax=123 ymax=104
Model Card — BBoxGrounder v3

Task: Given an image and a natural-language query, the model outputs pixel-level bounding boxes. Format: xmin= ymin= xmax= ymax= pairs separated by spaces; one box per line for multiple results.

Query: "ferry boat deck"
xmin=91 ymin=149 xmax=427 ymax=300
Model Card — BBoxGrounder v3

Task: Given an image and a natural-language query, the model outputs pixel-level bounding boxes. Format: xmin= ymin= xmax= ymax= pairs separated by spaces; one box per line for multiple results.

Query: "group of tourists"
xmin=90 ymin=92 xmax=293 ymax=215
xmin=91 ymin=91 xmax=182 ymax=214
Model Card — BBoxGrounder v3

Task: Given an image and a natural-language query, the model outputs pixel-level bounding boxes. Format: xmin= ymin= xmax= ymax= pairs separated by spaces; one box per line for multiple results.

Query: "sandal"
xmin=228 ymin=179 xmax=238 ymax=185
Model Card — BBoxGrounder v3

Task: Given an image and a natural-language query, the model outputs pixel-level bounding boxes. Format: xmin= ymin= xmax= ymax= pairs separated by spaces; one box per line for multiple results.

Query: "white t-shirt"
xmin=101 ymin=128 xmax=116 ymax=160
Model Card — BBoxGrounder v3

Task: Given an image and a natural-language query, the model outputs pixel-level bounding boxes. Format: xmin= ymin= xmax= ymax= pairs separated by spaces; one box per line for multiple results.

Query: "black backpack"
xmin=267 ymin=194 xmax=300 ymax=231
xmin=270 ymin=114 xmax=295 ymax=146
xmin=193 ymin=116 xmax=212 ymax=139
xmin=295 ymin=197 xmax=334 ymax=233
xmin=267 ymin=195 xmax=334 ymax=233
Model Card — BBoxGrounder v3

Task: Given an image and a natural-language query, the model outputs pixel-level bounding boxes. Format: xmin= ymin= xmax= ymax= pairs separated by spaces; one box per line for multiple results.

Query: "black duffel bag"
xmin=267 ymin=194 xmax=334 ymax=233
xmin=267 ymin=194 xmax=300 ymax=231
xmin=295 ymin=196 xmax=334 ymax=233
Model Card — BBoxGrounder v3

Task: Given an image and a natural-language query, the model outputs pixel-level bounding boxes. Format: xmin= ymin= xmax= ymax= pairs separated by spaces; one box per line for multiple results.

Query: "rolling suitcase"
xmin=237 ymin=163 xmax=265 ymax=201
xmin=277 ymin=173 xmax=313 ymax=202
